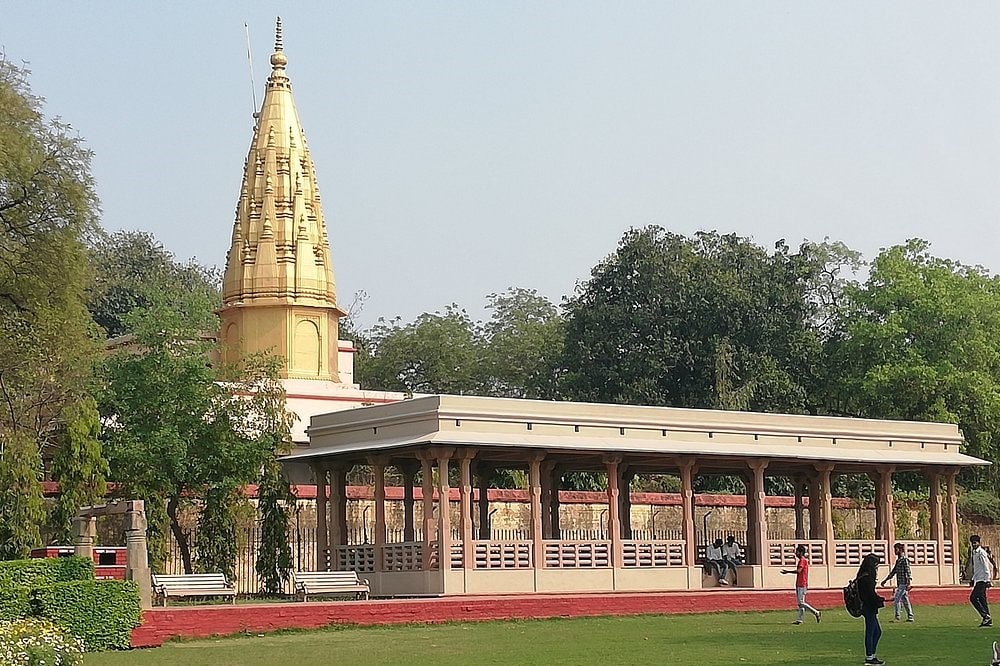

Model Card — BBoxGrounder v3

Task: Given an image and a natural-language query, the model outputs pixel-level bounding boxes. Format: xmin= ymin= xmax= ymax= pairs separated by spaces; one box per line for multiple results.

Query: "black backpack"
xmin=843 ymin=577 xmax=863 ymax=617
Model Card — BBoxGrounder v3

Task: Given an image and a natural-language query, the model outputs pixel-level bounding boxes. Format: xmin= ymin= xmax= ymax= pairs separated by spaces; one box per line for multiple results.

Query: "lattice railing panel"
xmin=768 ymin=540 xmax=825 ymax=566
xmin=544 ymin=541 xmax=611 ymax=568
xmin=897 ymin=541 xmax=938 ymax=566
xmin=473 ymin=541 xmax=532 ymax=569
xmin=623 ymin=540 xmax=684 ymax=567
xmin=835 ymin=541 xmax=887 ymax=567
xmin=336 ymin=545 xmax=376 ymax=573
xmin=381 ymin=542 xmax=423 ymax=571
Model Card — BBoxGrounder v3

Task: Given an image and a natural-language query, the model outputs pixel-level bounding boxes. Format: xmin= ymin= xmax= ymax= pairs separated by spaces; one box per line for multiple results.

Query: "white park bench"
xmin=151 ymin=573 xmax=236 ymax=606
xmin=293 ymin=570 xmax=371 ymax=602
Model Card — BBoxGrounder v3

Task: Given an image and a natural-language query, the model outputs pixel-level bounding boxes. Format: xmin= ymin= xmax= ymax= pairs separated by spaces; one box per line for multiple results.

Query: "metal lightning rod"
xmin=244 ymin=22 xmax=258 ymax=117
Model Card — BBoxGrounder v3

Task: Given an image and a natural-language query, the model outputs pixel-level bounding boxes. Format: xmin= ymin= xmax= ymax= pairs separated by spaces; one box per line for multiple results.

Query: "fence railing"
xmin=164 ymin=525 xmax=953 ymax=595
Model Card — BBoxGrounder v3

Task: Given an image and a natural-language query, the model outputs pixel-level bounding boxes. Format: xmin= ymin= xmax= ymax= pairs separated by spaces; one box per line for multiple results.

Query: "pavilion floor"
xmin=131 ymin=585 xmax=972 ymax=648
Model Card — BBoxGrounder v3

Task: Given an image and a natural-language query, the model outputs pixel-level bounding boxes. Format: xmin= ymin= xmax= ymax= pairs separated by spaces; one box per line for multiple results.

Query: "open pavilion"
xmin=289 ymin=395 xmax=988 ymax=597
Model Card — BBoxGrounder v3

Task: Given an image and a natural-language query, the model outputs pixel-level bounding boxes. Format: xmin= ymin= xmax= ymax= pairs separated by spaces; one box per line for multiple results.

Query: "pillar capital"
xmin=813 ymin=462 xmax=835 ymax=474
xmin=746 ymin=458 xmax=770 ymax=473
xmin=366 ymin=454 xmax=391 ymax=467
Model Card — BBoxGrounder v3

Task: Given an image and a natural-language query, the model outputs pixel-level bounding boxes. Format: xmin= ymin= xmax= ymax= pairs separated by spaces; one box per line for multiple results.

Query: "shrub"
xmin=958 ymin=490 xmax=1000 ymax=523
xmin=0 ymin=587 xmax=30 ymax=622
xmin=0 ymin=617 xmax=84 ymax=665
xmin=31 ymin=580 xmax=141 ymax=652
xmin=0 ymin=558 xmax=94 ymax=591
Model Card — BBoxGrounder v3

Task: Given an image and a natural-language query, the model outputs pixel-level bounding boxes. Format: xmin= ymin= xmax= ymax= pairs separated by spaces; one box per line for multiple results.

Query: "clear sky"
xmin=4 ymin=2 xmax=1000 ymax=329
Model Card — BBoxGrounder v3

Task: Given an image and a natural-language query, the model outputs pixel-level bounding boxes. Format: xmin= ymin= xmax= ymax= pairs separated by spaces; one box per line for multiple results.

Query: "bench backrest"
xmin=294 ymin=571 xmax=363 ymax=585
xmin=153 ymin=573 xmax=230 ymax=589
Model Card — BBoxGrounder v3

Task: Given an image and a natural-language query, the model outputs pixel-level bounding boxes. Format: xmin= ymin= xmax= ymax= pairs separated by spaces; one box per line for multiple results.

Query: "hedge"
xmin=0 ymin=587 xmax=30 ymax=622
xmin=0 ymin=557 xmax=94 ymax=590
xmin=31 ymin=580 xmax=141 ymax=651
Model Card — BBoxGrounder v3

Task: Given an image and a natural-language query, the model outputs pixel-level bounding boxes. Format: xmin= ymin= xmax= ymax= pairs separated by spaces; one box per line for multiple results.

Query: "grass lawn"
xmin=85 ymin=604 xmax=993 ymax=665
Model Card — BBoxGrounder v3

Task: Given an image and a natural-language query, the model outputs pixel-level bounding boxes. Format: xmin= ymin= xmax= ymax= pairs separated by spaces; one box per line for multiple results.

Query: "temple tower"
xmin=219 ymin=18 xmax=345 ymax=381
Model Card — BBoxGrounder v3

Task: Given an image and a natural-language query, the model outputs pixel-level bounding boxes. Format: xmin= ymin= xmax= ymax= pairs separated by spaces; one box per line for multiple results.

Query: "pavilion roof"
xmin=294 ymin=395 xmax=987 ymax=473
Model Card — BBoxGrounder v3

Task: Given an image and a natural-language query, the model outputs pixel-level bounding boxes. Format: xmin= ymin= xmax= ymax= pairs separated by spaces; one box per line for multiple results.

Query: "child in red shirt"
xmin=781 ymin=544 xmax=821 ymax=624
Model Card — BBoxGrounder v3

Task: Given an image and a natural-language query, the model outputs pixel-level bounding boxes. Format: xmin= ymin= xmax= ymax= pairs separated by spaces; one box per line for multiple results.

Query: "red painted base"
xmin=131 ymin=586 xmax=974 ymax=648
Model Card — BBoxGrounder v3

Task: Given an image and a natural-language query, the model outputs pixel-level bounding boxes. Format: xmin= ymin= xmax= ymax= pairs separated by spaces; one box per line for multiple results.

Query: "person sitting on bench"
xmin=723 ymin=535 xmax=744 ymax=584
xmin=706 ymin=538 xmax=730 ymax=585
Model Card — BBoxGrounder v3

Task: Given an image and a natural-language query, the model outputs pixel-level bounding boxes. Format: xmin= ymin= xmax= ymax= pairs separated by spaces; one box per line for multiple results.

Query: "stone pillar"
xmin=124 ymin=501 xmax=152 ymax=609
xmin=874 ymin=466 xmax=895 ymax=550
xmin=604 ymin=456 xmax=624 ymax=568
xmin=808 ymin=475 xmax=822 ymax=540
xmin=420 ymin=455 xmax=435 ymax=570
xmin=72 ymin=516 xmax=96 ymax=562
xmin=619 ymin=468 xmax=635 ymax=540
xmin=330 ymin=465 xmax=349 ymax=566
xmin=746 ymin=460 xmax=768 ymax=566
xmin=436 ymin=451 xmax=453 ymax=571
xmin=815 ymin=463 xmax=836 ymax=567
xmin=477 ymin=465 xmax=492 ymax=540
xmin=678 ymin=457 xmax=697 ymax=566
xmin=529 ymin=454 xmax=545 ymax=569
xmin=945 ymin=468 xmax=961 ymax=581
xmin=540 ymin=461 xmax=555 ymax=539
xmin=370 ymin=457 xmax=387 ymax=571
xmin=793 ymin=476 xmax=807 ymax=541
xmin=311 ymin=463 xmax=328 ymax=571
xmin=459 ymin=453 xmax=475 ymax=569
xmin=549 ymin=464 xmax=562 ymax=539
xmin=400 ymin=461 xmax=418 ymax=542
xmin=928 ymin=471 xmax=945 ymax=564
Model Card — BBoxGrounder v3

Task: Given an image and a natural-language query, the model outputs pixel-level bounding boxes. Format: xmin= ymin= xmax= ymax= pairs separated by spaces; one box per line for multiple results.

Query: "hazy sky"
xmin=4 ymin=3 xmax=1000 ymax=329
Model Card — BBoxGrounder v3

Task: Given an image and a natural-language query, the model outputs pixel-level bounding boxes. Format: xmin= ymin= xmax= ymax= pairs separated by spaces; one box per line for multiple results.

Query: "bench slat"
xmin=292 ymin=571 xmax=370 ymax=601
xmin=152 ymin=573 xmax=236 ymax=606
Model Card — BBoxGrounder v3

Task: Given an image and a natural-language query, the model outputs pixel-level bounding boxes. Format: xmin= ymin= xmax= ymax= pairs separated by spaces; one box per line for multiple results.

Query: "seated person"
xmin=722 ymin=535 xmax=744 ymax=585
xmin=723 ymin=535 xmax=745 ymax=566
xmin=705 ymin=538 xmax=730 ymax=585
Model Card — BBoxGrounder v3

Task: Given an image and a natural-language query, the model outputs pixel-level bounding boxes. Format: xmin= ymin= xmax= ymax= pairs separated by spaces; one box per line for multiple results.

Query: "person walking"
xmin=969 ymin=535 xmax=995 ymax=627
xmin=780 ymin=544 xmax=820 ymax=625
xmin=881 ymin=542 xmax=914 ymax=622
xmin=857 ymin=553 xmax=886 ymax=665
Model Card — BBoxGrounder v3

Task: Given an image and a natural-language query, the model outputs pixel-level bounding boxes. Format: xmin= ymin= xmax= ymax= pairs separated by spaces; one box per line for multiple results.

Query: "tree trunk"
xmin=166 ymin=496 xmax=193 ymax=574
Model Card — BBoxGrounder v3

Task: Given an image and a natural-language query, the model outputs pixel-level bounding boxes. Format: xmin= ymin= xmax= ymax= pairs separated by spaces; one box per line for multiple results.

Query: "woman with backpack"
xmin=856 ymin=553 xmax=887 ymax=665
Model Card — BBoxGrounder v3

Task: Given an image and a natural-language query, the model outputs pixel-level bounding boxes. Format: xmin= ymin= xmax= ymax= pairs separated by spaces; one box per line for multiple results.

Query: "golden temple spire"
xmin=219 ymin=18 xmax=345 ymax=382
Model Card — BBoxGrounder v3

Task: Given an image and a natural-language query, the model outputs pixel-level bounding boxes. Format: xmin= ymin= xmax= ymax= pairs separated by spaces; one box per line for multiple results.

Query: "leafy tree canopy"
xmin=561 ymin=226 xmax=823 ymax=413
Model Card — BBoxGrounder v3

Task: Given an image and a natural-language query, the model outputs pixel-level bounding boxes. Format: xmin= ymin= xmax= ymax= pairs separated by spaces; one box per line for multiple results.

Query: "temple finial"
xmin=270 ymin=17 xmax=287 ymax=68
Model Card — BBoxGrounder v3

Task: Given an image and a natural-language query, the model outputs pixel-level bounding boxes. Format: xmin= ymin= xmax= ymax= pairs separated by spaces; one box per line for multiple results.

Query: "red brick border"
xmin=131 ymin=586 xmax=972 ymax=648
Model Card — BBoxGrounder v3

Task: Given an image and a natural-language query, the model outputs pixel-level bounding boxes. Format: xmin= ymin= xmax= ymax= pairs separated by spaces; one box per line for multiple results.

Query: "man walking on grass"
xmin=781 ymin=544 xmax=820 ymax=625
xmin=969 ymin=535 xmax=995 ymax=627
xmin=881 ymin=542 xmax=914 ymax=622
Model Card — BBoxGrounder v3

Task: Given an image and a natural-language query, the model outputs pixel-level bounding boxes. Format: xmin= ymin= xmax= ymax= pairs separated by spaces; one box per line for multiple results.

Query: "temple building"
xmin=224 ymin=20 xmax=988 ymax=596
xmin=217 ymin=18 xmax=405 ymax=473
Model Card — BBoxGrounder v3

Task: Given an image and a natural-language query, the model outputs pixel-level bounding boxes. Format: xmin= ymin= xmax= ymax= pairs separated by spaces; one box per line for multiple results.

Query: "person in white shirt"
xmin=706 ymin=538 xmax=730 ymax=585
xmin=969 ymin=534 xmax=995 ymax=627
xmin=722 ymin=535 xmax=744 ymax=585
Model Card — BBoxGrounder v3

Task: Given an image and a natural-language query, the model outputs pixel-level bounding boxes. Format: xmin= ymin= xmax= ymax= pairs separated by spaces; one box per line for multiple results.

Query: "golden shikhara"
xmin=219 ymin=18 xmax=345 ymax=381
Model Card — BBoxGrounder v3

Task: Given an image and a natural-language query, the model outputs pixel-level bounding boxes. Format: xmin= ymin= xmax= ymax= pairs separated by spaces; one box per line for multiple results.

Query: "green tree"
xmin=0 ymin=58 xmax=102 ymax=557
xmin=561 ymin=227 xmax=822 ymax=413
xmin=0 ymin=434 xmax=46 ymax=559
xmin=360 ymin=305 xmax=482 ymax=394
xmin=480 ymin=289 xmax=565 ymax=399
xmin=100 ymin=302 xmax=293 ymax=573
xmin=87 ymin=229 xmax=220 ymax=338
xmin=195 ymin=487 xmax=240 ymax=581
xmin=256 ymin=457 xmax=295 ymax=594
xmin=825 ymin=239 xmax=1000 ymax=491
xmin=50 ymin=397 xmax=108 ymax=542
